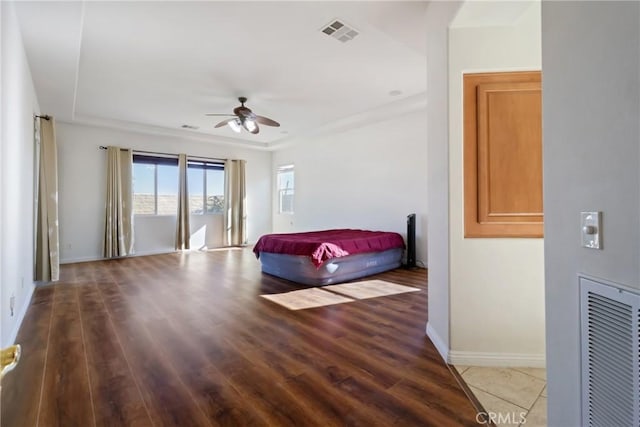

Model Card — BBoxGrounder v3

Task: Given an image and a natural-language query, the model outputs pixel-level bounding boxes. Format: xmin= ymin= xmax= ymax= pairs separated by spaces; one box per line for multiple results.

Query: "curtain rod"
xmin=98 ymin=146 xmax=226 ymax=163
xmin=35 ymin=115 xmax=51 ymax=120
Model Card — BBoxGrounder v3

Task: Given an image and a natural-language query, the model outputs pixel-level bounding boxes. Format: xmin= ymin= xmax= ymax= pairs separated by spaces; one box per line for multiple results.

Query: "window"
xmin=187 ymin=160 xmax=225 ymax=214
xmin=133 ymin=155 xmax=178 ymax=215
xmin=277 ymin=164 xmax=294 ymax=214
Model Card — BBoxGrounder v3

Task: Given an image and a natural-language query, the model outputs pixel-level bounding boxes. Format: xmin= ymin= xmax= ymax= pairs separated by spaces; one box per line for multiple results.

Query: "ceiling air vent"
xmin=321 ymin=19 xmax=359 ymax=43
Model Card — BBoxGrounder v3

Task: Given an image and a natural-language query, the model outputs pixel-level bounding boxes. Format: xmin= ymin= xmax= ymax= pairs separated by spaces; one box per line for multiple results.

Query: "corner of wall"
xmin=425 ymin=0 xmax=461 ymax=369
xmin=1 ymin=0 xmax=41 ymax=348
xmin=426 ymin=321 xmax=450 ymax=363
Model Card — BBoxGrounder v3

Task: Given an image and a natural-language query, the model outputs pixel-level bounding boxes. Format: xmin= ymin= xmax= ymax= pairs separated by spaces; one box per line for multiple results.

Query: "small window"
xmin=188 ymin=160 xmax=225 ymax=214
xmin=277 ymin=164 xmax=294 ymax=214
xmin=133 ymin=155 xmax=178 ymax=215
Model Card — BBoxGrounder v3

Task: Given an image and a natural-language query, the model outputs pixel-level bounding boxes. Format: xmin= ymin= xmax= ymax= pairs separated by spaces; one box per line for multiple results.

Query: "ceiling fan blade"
xmin=214 ymin=117 xmax=237 ymax=128
xmin=255 ymin=115 xmax=280 ymax=127
xmin=206 ymin=113 xmax=235 ymax=117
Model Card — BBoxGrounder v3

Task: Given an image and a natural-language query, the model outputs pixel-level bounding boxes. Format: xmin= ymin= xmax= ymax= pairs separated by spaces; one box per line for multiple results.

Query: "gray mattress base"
xmin=258 ymin=248 xmax=403 ymax=286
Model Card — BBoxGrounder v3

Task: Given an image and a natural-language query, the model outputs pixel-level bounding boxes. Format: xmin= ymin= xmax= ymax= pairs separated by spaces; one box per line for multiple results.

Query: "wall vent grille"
xmin=320 ymin=19 xmax=359 ymax=43
xmin=580 ymin=277 xmax=640 ymax=427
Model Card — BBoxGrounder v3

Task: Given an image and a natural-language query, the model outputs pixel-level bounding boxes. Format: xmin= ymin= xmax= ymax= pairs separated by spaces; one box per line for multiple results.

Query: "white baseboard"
xmin=59 ymin=246 xmax=251 ymax=265
xmin=128 ymin=249 xmax=177 ymax=258
xmin=426 ymin=322 xmax=449 ymax=363
xmin=60 ymin=249 xmax=176 ymax=265
xmin=448 ymin=350 xmax=546 ymax=368
xmin=60 ymin=255 xmax=103 ymax=264
xmin=6 ymin=283 xmax=35 ymax=347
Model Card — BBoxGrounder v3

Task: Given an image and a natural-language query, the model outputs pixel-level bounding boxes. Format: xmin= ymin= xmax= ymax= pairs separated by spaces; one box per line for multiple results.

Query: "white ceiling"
xmin=450 ymin=0 xmax=536 ymax=28
xmin=14 ymin=1 xmax=431 ymax=149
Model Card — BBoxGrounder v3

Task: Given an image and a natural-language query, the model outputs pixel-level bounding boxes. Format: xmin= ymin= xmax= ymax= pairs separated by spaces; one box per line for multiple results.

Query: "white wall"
xmin=542 ymin=2 xmax=640 ymax=425
xmin=447 ymin=2 xmax=545 ymax=365
xmin=56 ymin=122 xmax=271 ymax=263
xmin=1 ymin=1 xmax=40 ymax=347
xmin=271 ymin=109 xmax=428 ymax=266
xmin=425 ymin=0 xmax=462 ymax=362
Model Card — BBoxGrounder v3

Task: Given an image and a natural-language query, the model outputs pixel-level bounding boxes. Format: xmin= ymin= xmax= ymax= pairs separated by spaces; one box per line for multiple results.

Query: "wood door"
xmin=464 ymin=71 xmax=543 ymax=238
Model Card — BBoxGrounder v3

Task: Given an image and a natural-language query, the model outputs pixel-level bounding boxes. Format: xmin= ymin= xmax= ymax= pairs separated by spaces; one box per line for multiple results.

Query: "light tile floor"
xmin=455 ymin=366 xmax=547 ymax=427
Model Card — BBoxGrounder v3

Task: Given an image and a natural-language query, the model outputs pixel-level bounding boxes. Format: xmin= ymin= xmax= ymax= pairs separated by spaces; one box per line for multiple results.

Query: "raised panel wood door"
xmin=464 ymin=71 xmax=543 ymax=238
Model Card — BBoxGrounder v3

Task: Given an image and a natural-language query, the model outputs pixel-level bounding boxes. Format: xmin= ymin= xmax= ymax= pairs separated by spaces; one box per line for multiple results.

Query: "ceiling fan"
xmin=206 ymin=97 xmax=280 ymax=134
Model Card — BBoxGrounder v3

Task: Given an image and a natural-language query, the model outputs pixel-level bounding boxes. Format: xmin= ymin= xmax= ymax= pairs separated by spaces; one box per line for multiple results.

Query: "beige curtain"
xmin=175 ymin=154 xmax=190 ymax=250
xmin=35 ymin=117 xmax=60 ymax=281
xmin=103 ymin=146 xmax=134 ymax=258
xmin=224 ymin=159 xmax=247 ymax=246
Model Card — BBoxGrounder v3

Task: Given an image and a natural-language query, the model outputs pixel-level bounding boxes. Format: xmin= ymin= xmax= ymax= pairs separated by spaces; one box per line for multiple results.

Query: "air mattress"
xmin=258 ymin=247 xmax=403 ymax=286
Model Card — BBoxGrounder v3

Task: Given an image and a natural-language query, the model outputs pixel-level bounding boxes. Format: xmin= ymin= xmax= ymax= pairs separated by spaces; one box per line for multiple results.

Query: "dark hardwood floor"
xmin=1 ymin=248 xmax=479 ymax=426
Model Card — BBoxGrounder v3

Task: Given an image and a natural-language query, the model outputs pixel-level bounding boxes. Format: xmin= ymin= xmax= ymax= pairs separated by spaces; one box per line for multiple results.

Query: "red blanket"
xmin=253 ymin=229 xmax=405 ymax=268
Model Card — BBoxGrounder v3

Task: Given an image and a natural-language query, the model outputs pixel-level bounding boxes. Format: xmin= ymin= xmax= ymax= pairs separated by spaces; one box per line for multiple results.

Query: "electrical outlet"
xmin=9 ymin=295 xmax=15 ymax=317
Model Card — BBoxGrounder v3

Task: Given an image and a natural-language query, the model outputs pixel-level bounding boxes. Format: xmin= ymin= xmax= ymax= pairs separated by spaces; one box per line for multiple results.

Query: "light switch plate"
xmin=581 ymin=211 xmax=602 ymax=249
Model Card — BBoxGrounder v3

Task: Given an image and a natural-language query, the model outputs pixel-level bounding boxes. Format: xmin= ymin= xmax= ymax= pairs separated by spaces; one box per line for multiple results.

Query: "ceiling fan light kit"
xmin=243 ymin=119 xmax=257 ymax=133
xmin=206 ymin=97 xmax=280 ymax=135
xmin=227 ymin=118 xmax=242 ymax=133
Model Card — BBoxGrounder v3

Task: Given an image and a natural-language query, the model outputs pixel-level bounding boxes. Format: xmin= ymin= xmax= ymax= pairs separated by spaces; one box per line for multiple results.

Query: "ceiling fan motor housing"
xmin=233 ymin=105 xmax=253 ymax=117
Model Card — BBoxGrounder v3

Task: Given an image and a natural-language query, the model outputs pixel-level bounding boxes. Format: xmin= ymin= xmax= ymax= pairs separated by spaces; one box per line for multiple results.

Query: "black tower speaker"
xmin=406 ymin=213 xmax=416 ymax=269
